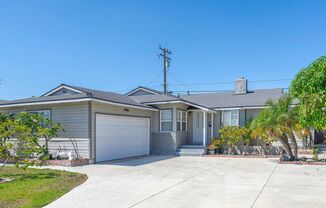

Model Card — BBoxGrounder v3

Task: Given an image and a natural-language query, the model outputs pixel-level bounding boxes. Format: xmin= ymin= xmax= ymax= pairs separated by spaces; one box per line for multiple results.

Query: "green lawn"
xmin=0 ymin=166 xmax=87 ymax=208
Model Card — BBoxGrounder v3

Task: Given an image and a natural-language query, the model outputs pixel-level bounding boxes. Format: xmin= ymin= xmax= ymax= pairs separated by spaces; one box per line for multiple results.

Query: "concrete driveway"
xmin=46 ymin=156 xmax=326 ymax=208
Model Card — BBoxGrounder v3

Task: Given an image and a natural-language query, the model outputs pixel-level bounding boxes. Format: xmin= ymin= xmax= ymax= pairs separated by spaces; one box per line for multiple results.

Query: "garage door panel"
xmin=96 ymin=114 xmax=150 ymax=162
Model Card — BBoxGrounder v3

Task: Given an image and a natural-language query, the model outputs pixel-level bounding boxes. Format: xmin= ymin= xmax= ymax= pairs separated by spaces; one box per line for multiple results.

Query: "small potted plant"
xmin=208 ymin=138 xmax=221 ymax=155
xmin=208 ymin=143 xmax=217 ymax=155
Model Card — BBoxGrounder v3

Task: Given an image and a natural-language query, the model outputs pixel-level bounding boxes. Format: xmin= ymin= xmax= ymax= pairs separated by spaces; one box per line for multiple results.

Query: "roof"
xmin=180 ymin=88 xmax=285 ymax=109
xmin=0 ymin=84 xmax=288 ymax=111
xmin=130 ymin=94 xmax=179 ymax=103
xmin=0 ymin=84 xmax=157 ymax=110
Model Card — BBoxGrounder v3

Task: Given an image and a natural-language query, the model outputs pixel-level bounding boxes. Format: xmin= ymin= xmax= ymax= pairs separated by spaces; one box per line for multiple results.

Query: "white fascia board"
xmin=91 ymin=98 xmax=158 ymax=111
xmin=0 ymin=98 xmax=158 ymax=111
xmin=145 ymin=100 xmax=215 ymax=112
xmin=187 ymin=109 xmax=217 ymax=114
xmin=215 ymin=106 xmax=267 ymax=111
xmin=43 ymin=85 xmax=84 ymax=97
xmin=215 ymin=107 xmax=242 ymax=111
xmin=0 ymin=98 xmax=91 ymax=108
xmin=126 ymin=87 xmax=159 ymax=96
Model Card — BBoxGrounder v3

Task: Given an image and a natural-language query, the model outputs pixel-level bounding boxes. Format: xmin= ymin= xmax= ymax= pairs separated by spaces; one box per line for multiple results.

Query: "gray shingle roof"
xmin=180 ymin=88 xmax=285 ymax=109
xmin=130 ymin=94 xmax=180 ymax=103
xmin=0 ymin=84 xmax=156 ymax=110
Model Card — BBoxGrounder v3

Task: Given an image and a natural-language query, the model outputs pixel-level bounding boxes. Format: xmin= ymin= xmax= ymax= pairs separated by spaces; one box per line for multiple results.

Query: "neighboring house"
xmin=0 ymin=78 xmax=286 ymax=163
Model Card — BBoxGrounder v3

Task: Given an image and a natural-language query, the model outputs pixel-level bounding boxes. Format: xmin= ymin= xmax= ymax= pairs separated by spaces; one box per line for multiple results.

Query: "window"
xmin=176 ymin=110 xmax=187 ymax=132
xmin=182 ymin=111 xmax=187 ymax=131
xmin=222 ymin=110 xmax=239 ymax=126
xmin=160 ymin=110 xmax=173 ymax=132
xmin=28 ymin=110 xmax=51 ymax=127
xmin=28 ymin=110 xmax=51 ymax=120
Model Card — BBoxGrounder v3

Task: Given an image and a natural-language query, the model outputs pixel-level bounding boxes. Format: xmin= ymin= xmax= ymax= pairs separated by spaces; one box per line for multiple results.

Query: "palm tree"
xmin=250 ymin=96 xmax=300 ymax=160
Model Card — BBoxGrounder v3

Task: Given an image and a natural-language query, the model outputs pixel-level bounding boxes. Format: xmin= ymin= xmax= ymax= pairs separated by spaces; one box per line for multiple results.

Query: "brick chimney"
xmin=234 ymin=77 xmax=248 ymax=94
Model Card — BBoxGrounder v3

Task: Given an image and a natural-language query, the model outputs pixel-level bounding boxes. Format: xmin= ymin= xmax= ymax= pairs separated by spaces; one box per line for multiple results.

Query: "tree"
xmin=0 ymin=113 xmax=46 ymax=173
xmin=290 ymin=56 xmax=326 ymax=131
xmin=250 ymin=96 xmax=302 ymax=160
xmin=16 ymin=112 xmax=63 ymax=156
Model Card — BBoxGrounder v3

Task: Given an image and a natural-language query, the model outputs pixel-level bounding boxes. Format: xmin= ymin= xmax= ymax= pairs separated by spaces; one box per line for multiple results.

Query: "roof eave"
xmin=41 ymin=84 xmax=84 ymax=97
xmin=143 ymin=100 xmax=216 ymax=112
xmin=0 ymin=97 xmax=158 ymax=112
xmin=125 ymin=86 xmax=161 ymax=96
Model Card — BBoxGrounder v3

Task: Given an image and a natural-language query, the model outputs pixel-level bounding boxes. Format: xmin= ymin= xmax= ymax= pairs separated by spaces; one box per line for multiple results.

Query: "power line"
xmin=167 ymin=71 xmax=193 ymax=91
xmin=157 ymin=78 xmax=292 ymax=87
xmin=145 ymin=70 xmax=164 ymax=87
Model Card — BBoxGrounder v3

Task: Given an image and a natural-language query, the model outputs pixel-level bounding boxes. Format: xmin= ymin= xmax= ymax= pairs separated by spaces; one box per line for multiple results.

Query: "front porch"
xmin=151 ymin=103 xmax=217 ymax=156
xmin=176 ymin=109 xmax=216 ymax=156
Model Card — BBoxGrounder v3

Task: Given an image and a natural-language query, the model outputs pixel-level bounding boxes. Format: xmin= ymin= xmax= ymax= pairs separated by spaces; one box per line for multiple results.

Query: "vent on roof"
xmin=234 ymin=77 xmax=248 ymax=94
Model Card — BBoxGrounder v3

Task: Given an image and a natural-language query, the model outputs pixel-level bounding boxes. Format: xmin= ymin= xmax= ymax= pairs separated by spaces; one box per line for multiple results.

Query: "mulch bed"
xmin=1 ymin=158 xmax=89 ymax=167
xmin=43 ymin=158 xmax=89 ymax=167
xmin=205 ymin=154 xmax=279 ymax=159
xmin=279 ymin=161 xmax=326 ymax=165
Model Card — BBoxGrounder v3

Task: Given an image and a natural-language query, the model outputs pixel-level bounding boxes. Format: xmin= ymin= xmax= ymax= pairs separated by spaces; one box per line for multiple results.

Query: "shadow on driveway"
xmin=95 ymin=155 xmax=177 ymax=167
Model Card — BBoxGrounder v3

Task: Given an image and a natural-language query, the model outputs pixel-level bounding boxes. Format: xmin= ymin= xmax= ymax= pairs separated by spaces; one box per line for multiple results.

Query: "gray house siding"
xmin=151 ymin=132 xmax=189 ymax=155
xmin=0 ymin=102 xmax=90 ymax=158
xmin=90 ymin=102 xmax=155 ymax=163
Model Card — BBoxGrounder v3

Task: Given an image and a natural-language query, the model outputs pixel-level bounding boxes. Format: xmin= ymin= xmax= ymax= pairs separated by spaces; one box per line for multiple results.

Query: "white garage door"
xmin=95 ymin=114 xmax=150 ymax=162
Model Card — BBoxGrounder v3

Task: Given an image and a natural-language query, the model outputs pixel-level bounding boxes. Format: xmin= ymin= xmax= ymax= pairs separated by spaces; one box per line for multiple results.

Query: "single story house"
xmin=0 ymin=78 xmax=286 ymax=163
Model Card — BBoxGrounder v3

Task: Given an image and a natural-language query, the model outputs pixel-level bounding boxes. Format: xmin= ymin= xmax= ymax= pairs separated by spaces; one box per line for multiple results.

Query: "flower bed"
xmin=43 ymin=158 xmax=89 ymax=167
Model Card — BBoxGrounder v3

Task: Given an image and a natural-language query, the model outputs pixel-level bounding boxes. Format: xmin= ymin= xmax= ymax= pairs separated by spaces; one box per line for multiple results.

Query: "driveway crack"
xmin=250 ymin=162 xmax=278 ymax=208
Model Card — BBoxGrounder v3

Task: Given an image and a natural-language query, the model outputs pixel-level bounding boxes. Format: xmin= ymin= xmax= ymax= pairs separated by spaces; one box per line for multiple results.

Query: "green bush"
xmin=219 ymin=126 xmax=251 ymax=154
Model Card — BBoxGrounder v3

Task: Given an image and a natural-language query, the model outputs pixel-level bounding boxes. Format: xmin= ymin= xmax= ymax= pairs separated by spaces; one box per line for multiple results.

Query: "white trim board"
xmin=143 ymin=100 xmax=216 ymax=113
xmin=0 ymin=98 xmax=158 ymax=111
xmin=126 ymin=87 xmax=160 ymax=96
xmin=42 ymin=85 xmax=84 ymax=97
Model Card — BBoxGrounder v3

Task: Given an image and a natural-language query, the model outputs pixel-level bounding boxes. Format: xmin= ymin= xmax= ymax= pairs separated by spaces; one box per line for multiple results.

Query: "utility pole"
xmin=159 ymin=46 xmax=171 ymax=94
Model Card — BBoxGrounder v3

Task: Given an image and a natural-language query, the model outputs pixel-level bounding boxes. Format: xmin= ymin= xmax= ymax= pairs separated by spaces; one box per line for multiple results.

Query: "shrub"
xmin=219 ymin=126 xmax=251 ymax=154
xmin=208 ymin=138 xmax=223 ymax=151
xmin=312 ymin=145 xmax=319 ymax=162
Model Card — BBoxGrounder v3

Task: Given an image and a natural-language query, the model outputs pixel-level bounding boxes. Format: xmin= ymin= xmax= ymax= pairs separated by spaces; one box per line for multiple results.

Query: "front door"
xmin=192 ymin=111 xmax=203 ymax=144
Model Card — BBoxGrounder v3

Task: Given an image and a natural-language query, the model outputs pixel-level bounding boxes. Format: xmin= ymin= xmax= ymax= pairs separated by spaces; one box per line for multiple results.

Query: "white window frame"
xmin=222 ymin=110 xmax=239 ymax=127
xmin=160 ymin=109 xmax=173 ymax=132
xmin=28 ymin=110 xmax=51 ymax=127
xmin=28 ymin=109 xmax=51 ymax=120
xmin=176 ymin=110 xmax=187 ymax=132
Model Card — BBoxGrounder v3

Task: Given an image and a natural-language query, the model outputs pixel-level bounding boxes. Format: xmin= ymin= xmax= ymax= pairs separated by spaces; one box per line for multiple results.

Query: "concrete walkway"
xmin=46 ymin=156 xmax=326 ymax=208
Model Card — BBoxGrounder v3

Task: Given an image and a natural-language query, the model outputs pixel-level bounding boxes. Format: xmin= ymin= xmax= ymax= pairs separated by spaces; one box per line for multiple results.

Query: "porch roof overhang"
xmin=143 ymin=100 xmax=216 ymax=113
xmin=214 ymin=104 xmax=297 ymax=111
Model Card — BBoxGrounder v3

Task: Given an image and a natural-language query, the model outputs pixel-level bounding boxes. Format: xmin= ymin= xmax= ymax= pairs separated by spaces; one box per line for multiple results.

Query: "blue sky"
xmin=0 ymin=0 xmax=325 ymax=100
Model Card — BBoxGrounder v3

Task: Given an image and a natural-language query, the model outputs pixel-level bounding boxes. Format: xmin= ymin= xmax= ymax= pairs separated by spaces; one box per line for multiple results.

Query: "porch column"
xmin=211 ymin=113 xmax=214 ymax=139
xmin=203 ymin=111 xmax=206 ymax=146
